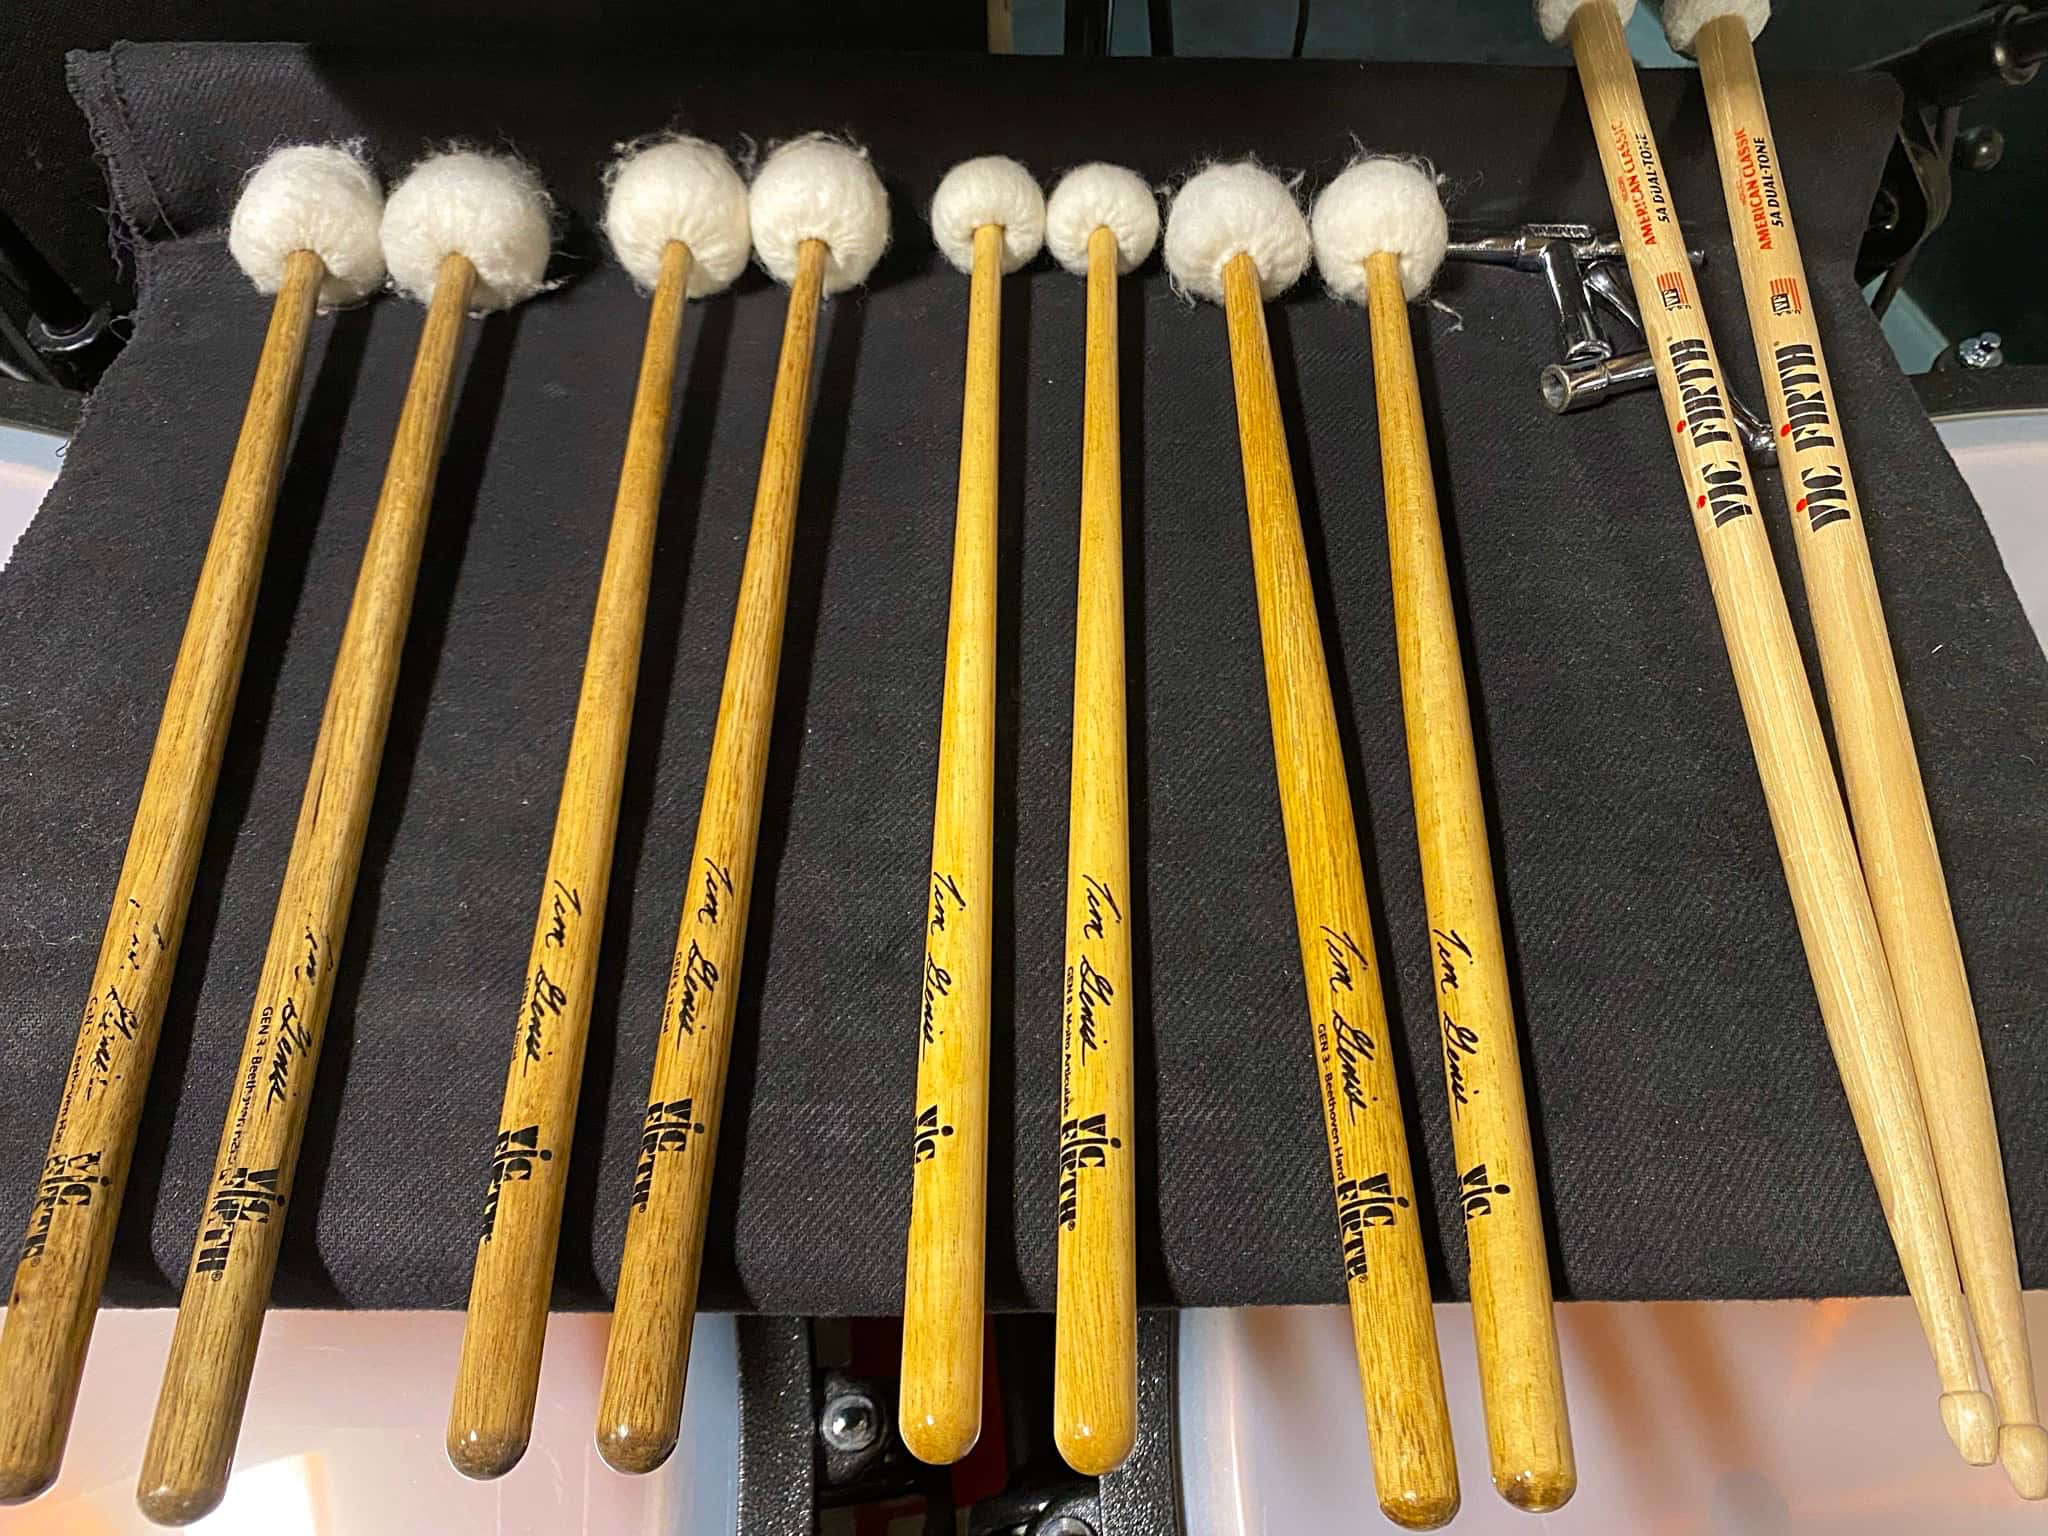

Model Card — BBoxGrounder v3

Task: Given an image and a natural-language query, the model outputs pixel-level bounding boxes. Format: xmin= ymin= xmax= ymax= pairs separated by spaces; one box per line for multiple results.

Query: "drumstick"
xmin=136 ymin=151 xmax=553 ymax=1526
xmin=900 ymin=154 xmax=1045 ymax=1468
xmin=597 ymin=135 xmax=890 ymax=1475
xmin=1667 ymin=0 xmax=2047 ymax=1495
xmin=1042 ymin=163 xmax=1159 ymax=1478
xmin=1164 ymin=161 xmax=1459 ymax=1531
xmin=1541 ymin=0 xmax=1995 ymax=1467
xmin=448 ymin=136 xmax=751 ymax=1481
xmin=0 ymin=145 xmax=385 ymax=1508
xmin=1311 ymin=156 xmax=1575 ymax=1513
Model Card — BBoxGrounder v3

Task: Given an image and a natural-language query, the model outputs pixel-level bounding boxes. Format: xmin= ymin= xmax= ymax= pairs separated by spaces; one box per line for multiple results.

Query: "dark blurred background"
xmin=1 ymin=0 xmax=2043 ymax=367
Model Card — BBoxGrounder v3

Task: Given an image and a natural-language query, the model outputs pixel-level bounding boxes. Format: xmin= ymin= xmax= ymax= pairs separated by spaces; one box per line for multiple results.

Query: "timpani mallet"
xmin=0 ymin=144 xmax=385 ymax=1507
xmin=597 ymin=135 xmax=891 ymax=1475
xmin=1311 ymin=156 xmax=1576 ymax=1514
xmin=1662 ymin=0 xmax=2048 ymax=1496
xmin=1163 ymin=161 xmax=1459 ymax=1530
xmin=1538 ymin=0 xmax=1996 ymax=1468
xmin=448 ymin=135 xmax=752 ymax=1481
xmin=1042 ymin=163 xmax=1160 ymax=1478
xmin=136 ymin=150 xmax=554 ymax=1526
xmin=900 ymin=154 xmax=1045 ymax=1468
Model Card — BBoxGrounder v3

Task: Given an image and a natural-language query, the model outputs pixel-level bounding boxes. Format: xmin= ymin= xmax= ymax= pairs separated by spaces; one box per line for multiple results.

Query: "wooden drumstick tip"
xmin=1940 ymin=1388 xmax=1997 ymax=1466
xmin=595 ymin=1419 xmax=678 ymax=1476
xmin=1998 ymin=1421 xmax=2048 ymax=1499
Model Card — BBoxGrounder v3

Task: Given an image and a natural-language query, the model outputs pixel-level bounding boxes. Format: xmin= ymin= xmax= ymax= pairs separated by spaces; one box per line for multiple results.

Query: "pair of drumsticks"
xmin=1546 ymin=0 xmax=2041 ymax=1497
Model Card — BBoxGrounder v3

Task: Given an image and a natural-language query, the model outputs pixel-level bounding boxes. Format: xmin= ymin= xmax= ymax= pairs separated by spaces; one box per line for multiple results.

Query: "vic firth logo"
xmin=480 ymin=1124 xmax=553 ymax=1240
xmin=1668 ymin=341 xmax=1756 ymax=528
xmin=1669 ymin=338 xmax=1732 ymax=449
xmin=1460 ymin=1163 xmax=1512 ymax=1220
xmin=19 ymin=1150 xmax=111 ymax=1265
xmin=1057 ymin=1113 xmax=1123 ymax=1230
xmin=1335 ymin=1173 xmax=1407 ymax=1281
xmin=196 ymin=1165 xmax=284 ymax=1274
xmin=912 ymin=1103 xmax=954 ymax=1164
xmin=1774 ymin=344 xmax=1835 ymax=453
xmin=630 ymin=1099 xmax=706 ymax=1209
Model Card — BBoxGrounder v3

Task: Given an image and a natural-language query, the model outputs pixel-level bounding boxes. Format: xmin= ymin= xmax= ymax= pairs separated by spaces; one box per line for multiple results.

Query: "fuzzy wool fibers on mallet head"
xmin=228 ymin=143 xmax=386 ymax=308
xmin=1658 ymin=0 xmax=1770 ymax=55
xmin=1534 ymin=0 xmax=1638 ymax=44
xmin=748 ymin=135 xmax=891 ymax=296
xmin=1045 ymin=163 xmax=1159 ymax=277
xmin=1162 ymin=161 xmax=1311 ymax=304
xmin=603 ymin=135 xmax=751 ymax=297
xmin=381 ymin=150 xmax=554 ymax=311
xmin=1310 ymin=157 xmax=1448 ymax=305
xmin=929 ymin=156 xmax=1046 ymax=275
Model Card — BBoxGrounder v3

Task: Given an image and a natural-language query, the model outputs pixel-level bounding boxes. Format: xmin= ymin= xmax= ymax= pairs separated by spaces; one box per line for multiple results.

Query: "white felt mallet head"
xmin=1534 ymin=0 xmax=1638 ymax=44
xmin=228 ymin=143 xmax=386 ymax=308
xmin=1044 ymin=163 xmax=1159 ymax=277
xmin=929 ymin=156 xmax=1046 ymax=275
xmin=1162 ymin=161 xmax=1311 ymax=304
xmin=603 ymin=135 xmax=751 ymax=297
xmin=380 ymin=150 xmax=553 ymax=312
xmin=1310 ymin=158 xmax=1448 ymax=305
xmin=748 ymin=134 xmax=891 ymax=296
xmin=1657 ymin=0 xmax=1770 ymax=55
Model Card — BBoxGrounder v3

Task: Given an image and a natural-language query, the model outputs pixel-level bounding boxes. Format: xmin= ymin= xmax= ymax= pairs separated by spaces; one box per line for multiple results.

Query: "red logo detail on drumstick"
xmin=1656 ymin=270 xmax=1689 ymax=311
xmin=1769 ymin=277 xmax=1802 ymax=316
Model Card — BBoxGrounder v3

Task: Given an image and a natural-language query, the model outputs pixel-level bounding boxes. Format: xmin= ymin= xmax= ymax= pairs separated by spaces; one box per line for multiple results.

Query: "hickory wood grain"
xmin=449 ymin=240 xmax=697 ymax=1479
xmin=0 ymin=248 xmax=326 ymax=1506
xmin=1052 ymin=224 xmax=1139 ymax=1478
xmin=1364 ymin=249 xmax=1575 ymax=1513
xmin=901 ymin=221 xmax=1005 ymax=1468
xmin=1696 ymin=16 xmax=2045 ymax=1498
xmin=596 ymin=238 xmax=830 ymax=1474
xmin=1569 ymin=0 xmax=1994 ymax=1469
xmin=136 ymin=252 xmax=478 ymax=1527
xmin=1223 ymin=250 xmax=1459 ymax=1532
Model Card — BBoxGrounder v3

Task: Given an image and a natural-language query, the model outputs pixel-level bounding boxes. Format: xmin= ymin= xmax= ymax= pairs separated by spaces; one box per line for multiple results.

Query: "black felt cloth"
xmin=2 ymin=43 xmax=2043 ymax=1312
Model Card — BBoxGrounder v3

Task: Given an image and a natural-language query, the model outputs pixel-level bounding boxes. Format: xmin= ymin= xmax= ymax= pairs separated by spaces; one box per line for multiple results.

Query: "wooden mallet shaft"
xmin=1052 ymin=223 xmax=1139 ymax=1477
xmin=1695 ymin=16 xmax=2044 ymax=1496
xmin=0 ymin=249 xmax=327 ymax=1506
xmin=1564 ymin=0 xmax=1993 ymax=1465
xmin=901 ymin=220 xmax=1005 ymax=1467
xmin=1222 ymin=250 xmax=1459 ymax=1530
xmin=594 ymin=237 xmax=831 ymax=1474
xmin=1363 ymin=249 xmax=1574 ymax=1513
xmin=447 ymin=240 xmax=697 ymax=1479
xmin=136 ymin=252 xmax=478 ymax=1527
